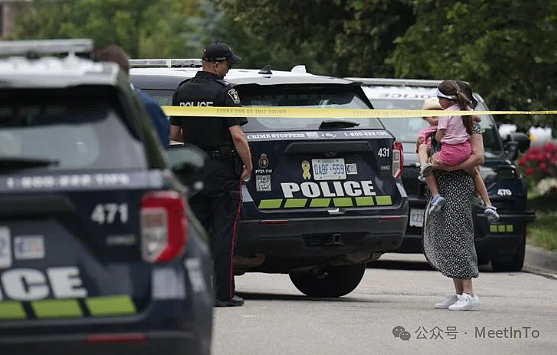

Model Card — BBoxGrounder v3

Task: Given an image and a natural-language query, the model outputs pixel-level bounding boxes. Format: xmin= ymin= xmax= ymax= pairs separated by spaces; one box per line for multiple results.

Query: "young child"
xmin=417 ymin=81 xmax=499 ymax=222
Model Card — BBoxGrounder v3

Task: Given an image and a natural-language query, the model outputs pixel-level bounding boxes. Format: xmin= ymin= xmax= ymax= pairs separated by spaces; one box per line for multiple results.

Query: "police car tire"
xmin=491 ymin=235 xmax=526 ymax=272
xmin=289 ymin=264 xmax=366 ymax=298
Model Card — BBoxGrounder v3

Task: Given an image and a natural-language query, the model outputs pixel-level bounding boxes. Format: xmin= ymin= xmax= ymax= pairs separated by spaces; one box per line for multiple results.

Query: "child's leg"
xmin=427 ymin=155 xmax=446 ymax=215
xmin=418 ymin=143 xmax=429 ymax=165
xmin=470 ymin=167 xmax=491 ymax=207
xmin=470 ymin=166 xmax=500 ymax=222
xmin=419 ymin=144 xmax=434 ymax=177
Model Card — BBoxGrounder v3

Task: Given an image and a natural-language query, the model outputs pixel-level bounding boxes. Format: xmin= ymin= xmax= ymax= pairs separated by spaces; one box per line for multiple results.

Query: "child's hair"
xmin=455 ymin=80 xmax=481 ymax=122
xmin=437 ymin=80 xmax=473 ymax=135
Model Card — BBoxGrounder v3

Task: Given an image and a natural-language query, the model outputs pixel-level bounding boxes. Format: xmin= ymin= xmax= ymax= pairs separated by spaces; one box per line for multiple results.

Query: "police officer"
xmin=95 ymin=45 xmax=170 ymax=147
xmin=170 ymin=42 xmax=252 ymax=307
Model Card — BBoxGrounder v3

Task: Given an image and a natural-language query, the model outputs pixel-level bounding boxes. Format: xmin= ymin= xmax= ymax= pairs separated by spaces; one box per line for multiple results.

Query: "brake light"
xmin=392 ymin=141 xmax=403 ymax=179
xmin=141 ymin=191 xmax=187 ymax=263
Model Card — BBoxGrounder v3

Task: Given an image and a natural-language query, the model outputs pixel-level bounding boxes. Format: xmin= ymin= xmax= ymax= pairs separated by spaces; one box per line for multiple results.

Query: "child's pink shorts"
xmin=435 ymin=141 xmax=472 ymax=166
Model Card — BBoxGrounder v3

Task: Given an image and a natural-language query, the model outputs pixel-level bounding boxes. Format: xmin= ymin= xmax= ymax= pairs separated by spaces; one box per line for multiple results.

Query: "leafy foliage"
xmin=390 ymin=0 xmax=557 ymax=131
xmin=213 ymin=0 xmax=415 ymax=76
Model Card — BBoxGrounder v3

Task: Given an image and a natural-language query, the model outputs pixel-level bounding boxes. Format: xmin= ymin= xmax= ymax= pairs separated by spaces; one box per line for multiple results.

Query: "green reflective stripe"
xmin=355 ymin=197 xmax=374 ymax=206
xmin=490 ymin=225 xmax=498 ymax=233
xmin=375 ymin=196 xmax=392 ymax=206
xmin=0 ymin=301 xmax=26 ymax=320
xmin=258 ymin=199 xmax=283 ymax=209
xmin=333 ymin=198 xmax=353 ymax=207
xmin=284 ymin=199 xmax=307 ymax=208
xmin=507 ymin=225 xmax=514 ymax=233
xmin=498 ymin=225 xmax=506 ymax=233
xmin=86 ymin=295 xmax=136 ymax=317
xmin=309 ymin=198 xmax=331 ymax=207
xmin=32 ymin=299 xmax=82 ymax=318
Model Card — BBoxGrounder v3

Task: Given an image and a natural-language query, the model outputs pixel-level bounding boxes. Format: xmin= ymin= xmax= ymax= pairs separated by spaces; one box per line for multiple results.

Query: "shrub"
xmin=518 ymin=142 xmax=557 ymax=195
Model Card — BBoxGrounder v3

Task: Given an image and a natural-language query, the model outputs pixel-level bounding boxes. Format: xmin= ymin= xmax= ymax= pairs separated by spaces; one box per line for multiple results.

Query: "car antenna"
xmin=258 ymin=65 xmax=272 ymax=75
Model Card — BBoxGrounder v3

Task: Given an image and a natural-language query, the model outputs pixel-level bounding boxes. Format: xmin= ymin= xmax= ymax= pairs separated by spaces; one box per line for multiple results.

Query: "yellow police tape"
xmin=162 ymin=106 xmax=557 ymax=118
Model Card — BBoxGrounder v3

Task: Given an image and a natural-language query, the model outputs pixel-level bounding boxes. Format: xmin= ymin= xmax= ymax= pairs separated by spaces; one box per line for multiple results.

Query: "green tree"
xmin=390 ymin=0 xmax=557 ymax=131
xmin=213 ymin=0 xmax=415 ymax=76
xmin=13 ymin=0 xmax=204 ymax=58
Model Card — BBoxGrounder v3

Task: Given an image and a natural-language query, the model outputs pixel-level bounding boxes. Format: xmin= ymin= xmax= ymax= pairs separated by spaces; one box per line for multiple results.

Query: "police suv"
xmin=0 ymin=40 xmax=213 ymax=355
xmin=348 ymin=78 xmax=535 ymax=272
xmin=131 ymin=61 xmax=408 ymax=297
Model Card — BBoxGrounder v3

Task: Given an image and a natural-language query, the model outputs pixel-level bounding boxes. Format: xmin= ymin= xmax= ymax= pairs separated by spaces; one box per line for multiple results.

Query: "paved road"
xmin=213 ymin=254 xmax=557 ymax=355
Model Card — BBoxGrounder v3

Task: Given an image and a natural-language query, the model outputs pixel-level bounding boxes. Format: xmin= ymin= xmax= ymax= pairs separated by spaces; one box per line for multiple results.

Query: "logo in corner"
xmin=258 ymin=154 xmax=269 ymax=169
xmin=302 ymin=160 xmax=312 ymax=180
xmin=227 ymin=88 xmax=241 ymax=104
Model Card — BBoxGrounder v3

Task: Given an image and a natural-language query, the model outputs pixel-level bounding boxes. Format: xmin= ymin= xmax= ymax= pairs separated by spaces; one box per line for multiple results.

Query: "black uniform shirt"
xmin=170 ymin=71 xmax=247 ymax=150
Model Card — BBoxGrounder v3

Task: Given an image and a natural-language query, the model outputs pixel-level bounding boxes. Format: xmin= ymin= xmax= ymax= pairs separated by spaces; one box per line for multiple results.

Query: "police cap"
xmin=202 ymin=42 xmax=242 ymax=64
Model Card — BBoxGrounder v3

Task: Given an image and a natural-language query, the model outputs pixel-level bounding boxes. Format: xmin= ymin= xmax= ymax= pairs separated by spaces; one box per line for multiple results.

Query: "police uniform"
xmin=170 ymin=45 xmax=247 ymax=306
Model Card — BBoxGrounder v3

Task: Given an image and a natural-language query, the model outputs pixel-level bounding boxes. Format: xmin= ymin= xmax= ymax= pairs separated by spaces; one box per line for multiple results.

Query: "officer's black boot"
xmin=215 ymin=295 xmax=244 ymax=307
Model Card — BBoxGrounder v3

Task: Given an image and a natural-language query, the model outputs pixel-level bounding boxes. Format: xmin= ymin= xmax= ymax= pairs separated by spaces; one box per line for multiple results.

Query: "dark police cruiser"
xmin=131 ymin=60 xmax=408 ymax=297
xmin=0 ymin=40 xmax=213 ymax=355
xmin=348 ymin=78 xmax=535 ymax=272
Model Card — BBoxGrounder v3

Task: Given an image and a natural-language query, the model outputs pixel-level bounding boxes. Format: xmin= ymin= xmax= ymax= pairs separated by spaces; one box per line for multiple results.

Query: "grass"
xmin=527 ymin=191 xmax=557 ymax=252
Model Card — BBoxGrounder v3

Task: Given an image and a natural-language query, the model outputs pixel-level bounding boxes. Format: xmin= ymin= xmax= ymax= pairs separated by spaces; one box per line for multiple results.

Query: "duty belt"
xmin=205 ymin=146 xmax=236 ymax=159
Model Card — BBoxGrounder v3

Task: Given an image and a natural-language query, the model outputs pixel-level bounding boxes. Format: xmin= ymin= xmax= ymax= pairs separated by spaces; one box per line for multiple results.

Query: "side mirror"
xmin=508 ymin=132 xmax=531 ymax=153
xmin=504 ymin=132 xmax=530 ymax=160
xmin=166 ymin=143 xmax=209 ymax=191
xmin=504 ymin=141 xmax=519 ymax=161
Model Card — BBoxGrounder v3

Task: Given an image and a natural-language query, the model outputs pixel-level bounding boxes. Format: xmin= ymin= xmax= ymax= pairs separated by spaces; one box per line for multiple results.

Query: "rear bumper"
xmin=236 ymin=214 xmax=407 ymax=257
xmin=0 ymin=330 xmax=206 ymax=355
xmin=395 ymin=208 xmax=535 ymax=256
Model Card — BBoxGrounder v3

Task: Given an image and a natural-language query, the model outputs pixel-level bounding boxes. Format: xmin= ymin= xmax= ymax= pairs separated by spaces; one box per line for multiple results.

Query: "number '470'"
xmin=91 ymin=203 xmax=129 ymax=224
xmin=378 ymin=147 xmax=390 ymax=158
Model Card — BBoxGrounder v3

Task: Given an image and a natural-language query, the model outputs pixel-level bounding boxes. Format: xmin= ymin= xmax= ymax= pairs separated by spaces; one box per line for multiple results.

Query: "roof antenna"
xmin=258 ymin=65 xmax=272 ymax=75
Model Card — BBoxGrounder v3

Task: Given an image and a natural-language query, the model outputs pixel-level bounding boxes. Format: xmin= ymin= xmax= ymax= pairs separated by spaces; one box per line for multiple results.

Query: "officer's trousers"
xmin=189 ymin=158 xmax=242 ymax=301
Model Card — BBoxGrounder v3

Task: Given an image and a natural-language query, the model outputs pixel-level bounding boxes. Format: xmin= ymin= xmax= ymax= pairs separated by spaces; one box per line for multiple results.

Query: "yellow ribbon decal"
xmin=302 ymin=160 xmax=312 ymax=180
xmin=162 ymin=106 xmax=557 ymax=119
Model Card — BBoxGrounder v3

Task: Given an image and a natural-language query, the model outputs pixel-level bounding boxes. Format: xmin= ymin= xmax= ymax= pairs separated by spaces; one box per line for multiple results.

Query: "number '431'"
xmin=378 ymin=147 xmax=390 ymax=158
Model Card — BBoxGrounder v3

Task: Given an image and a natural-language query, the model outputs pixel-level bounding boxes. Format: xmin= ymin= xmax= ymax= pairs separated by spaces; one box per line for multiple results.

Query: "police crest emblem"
xmin=227 ymin=89 xmax=241 ymax=104
xmin=258 ymin=154 xmax=269 ymax=169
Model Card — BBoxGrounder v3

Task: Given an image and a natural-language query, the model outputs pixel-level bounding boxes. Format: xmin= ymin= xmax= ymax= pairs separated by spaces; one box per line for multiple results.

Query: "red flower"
xmin=540 ymin=162 xmax=548 ymax=170
xmin=526 ymin=167 xmax=534 ymax=176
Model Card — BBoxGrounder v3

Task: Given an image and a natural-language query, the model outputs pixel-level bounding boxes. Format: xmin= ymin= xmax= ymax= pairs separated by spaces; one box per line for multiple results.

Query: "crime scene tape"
xmin=162 ymin=106 xmax=557 ymax=119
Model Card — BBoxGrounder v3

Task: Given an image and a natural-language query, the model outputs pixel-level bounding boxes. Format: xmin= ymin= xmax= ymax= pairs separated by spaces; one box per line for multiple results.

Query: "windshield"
xmin=369 ymin=98 xmax=504 ymax=155
xmin=0 ymin=90 xmax=147 ymax=172
xmin=238 ymin=85 xmax=383 ymax=132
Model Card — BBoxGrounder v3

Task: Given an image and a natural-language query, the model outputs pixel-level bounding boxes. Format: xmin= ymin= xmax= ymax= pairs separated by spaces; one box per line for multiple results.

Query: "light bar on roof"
xmin=0 ymin=39 xmax=93 ymax=56
xmin=129 ymin=59 xmax=202 ymax=68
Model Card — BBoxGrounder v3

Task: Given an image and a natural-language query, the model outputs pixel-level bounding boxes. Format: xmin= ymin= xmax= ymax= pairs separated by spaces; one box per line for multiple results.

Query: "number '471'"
xmin=91 ymin=203 xmax=129 ymax=224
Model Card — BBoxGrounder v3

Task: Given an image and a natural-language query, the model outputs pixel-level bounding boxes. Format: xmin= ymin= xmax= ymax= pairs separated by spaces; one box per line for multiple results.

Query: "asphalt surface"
xmin=213 ymin=254 xmax=557 ymax=355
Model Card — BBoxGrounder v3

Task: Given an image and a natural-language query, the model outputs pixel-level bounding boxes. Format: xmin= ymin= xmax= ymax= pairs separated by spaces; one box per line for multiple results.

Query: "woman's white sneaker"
xmin=448 ymin=293 xmax=480 ymax=311
xmin=434 ymin=294 xmax=458 ymax=309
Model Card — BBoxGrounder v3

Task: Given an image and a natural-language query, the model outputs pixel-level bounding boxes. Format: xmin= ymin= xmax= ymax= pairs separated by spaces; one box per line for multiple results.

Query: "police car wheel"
xmin=491 ymin=235 xmax=526 ymax=272
xmin=289 ymin=264 xmax=366 ymax=298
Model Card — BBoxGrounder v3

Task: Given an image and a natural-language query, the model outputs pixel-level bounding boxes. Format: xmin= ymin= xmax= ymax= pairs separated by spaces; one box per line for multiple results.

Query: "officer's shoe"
xmin=215 ymin=295 xmax=244 ymax=307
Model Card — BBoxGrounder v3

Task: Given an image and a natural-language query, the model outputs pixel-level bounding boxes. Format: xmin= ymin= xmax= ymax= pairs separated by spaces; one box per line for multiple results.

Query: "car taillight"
xmin=141 ymin=191 xmax=187 ymax=263
xmin=392 ymin=141 xmax=403 ymax=179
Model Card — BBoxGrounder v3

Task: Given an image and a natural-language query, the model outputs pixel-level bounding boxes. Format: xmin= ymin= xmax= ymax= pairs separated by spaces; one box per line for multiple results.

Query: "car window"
xmin=0 ymin=90 xmax=148 ymax=172
xmin=239 ymin=85 xmax=383 ymax=132
xmin=370 ymin=97 xmax=504 ymax=155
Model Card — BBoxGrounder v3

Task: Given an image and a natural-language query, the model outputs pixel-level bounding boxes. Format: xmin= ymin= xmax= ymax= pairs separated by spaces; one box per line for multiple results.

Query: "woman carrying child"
xmin=417 ymin=81 xmax=499 ymax=223
xmin=420 ymin=80 xmax=492 ymax=311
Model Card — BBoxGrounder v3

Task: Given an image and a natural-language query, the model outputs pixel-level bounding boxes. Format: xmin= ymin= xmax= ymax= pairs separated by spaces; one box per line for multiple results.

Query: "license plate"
xmin=14 ymin=235 xmax=45 ymax=260
xmin=0 ymin=227 xmax=12 ymax=269
xmin=312 ymin=158 xmax=346 ymax=181
xmin=409 ymin=209 xmax=425 ymax=228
